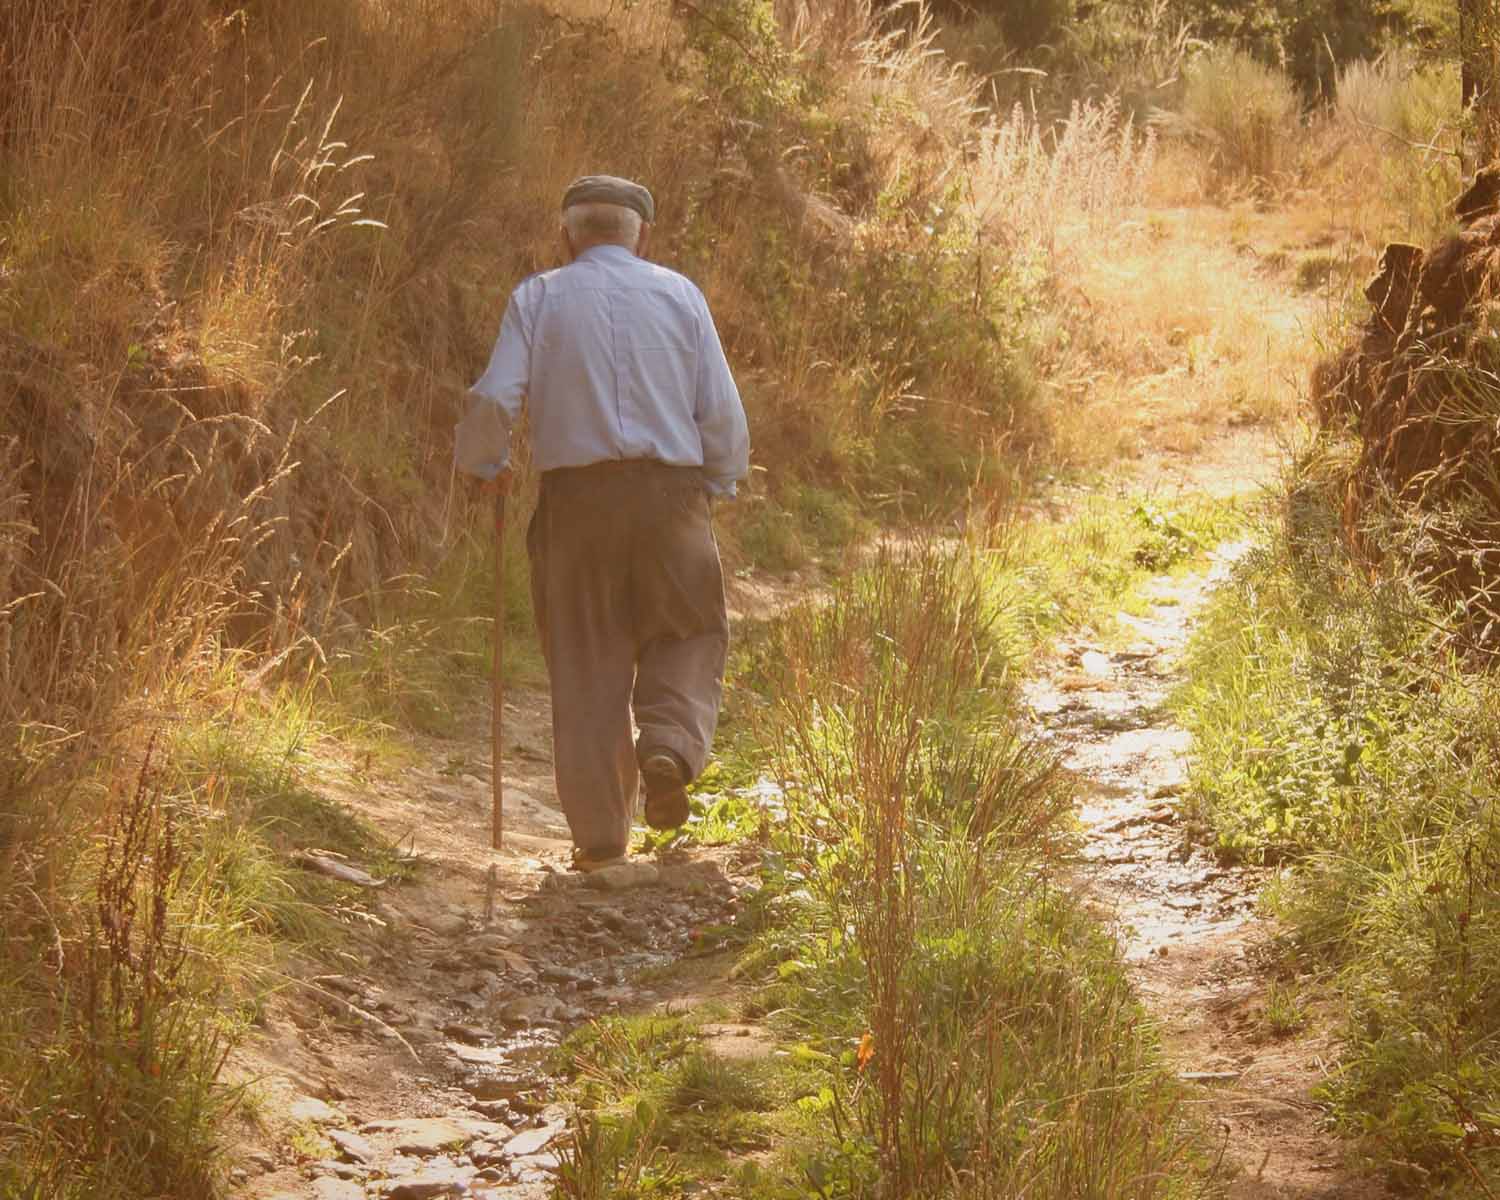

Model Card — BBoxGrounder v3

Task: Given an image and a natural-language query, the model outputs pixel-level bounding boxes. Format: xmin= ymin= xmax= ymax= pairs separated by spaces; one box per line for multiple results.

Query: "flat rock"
xmin=382 ymin=1167 xmax=473 ymax=1199
xmin=443 ymin=1023 xmax=494 ymax=1044
xmin=1079 ymin=649 xmax=1113 ymax=676
xmin=449 ymin=1042 xmax=510 ymax=1066
xmin=362 ymin=1117 xmax=472 ymax=1157
xmin=513 ymin=1150 xmax=561 ymax=1176
xmin=289 ymin=1096 xmax=345 ymax=1126
xmin=328 ymin=1128 xmax=377 ymax=1163
xmin=310 ymin=1159 xmax=365 ymax=1180
xmin=499 ymin=996 xmax=559 ymax=1025
xmin=583 ymin=862 xmax=660 ymax=890
xmin=428 ymin=913 xmax=471 ymax=938
xmin=503 ymin=1123 xmax=562 ymax=1158
xmin=451 ymin=1117 xmax=510 ymax=1141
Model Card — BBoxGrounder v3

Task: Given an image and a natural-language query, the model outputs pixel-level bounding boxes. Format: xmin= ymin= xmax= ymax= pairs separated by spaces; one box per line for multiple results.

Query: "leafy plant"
xmin=1132 ymin=500 xmax=1203 ymax=569
xmin=1178 ymin=469 xmax=1500 ymax=1191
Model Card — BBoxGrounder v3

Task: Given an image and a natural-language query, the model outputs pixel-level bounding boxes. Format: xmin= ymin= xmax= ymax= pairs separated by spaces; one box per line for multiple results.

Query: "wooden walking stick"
xmin=491 ymin=485 xmax=507 ymax=851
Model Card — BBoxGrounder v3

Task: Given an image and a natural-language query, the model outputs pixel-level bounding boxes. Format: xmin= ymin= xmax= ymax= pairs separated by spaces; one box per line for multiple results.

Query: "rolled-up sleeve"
xmin=693 ymin=294 xmax=750 ymax=497
xmin=455 ymin=291 xmax=531 ymax=480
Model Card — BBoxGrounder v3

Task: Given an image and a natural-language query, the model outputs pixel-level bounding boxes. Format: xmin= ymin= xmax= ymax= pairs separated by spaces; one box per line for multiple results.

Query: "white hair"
xmin=562 ymin=201 xmax=643 ymax=248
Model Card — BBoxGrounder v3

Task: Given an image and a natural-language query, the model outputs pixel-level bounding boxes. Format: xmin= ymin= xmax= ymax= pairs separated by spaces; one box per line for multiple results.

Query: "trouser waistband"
xmin=541 ymin=459 xmax=703 ymax=486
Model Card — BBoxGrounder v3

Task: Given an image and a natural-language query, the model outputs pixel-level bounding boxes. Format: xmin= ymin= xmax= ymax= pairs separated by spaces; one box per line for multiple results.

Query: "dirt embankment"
xmin=1314 ymin=168 xmax=1500 ymax=649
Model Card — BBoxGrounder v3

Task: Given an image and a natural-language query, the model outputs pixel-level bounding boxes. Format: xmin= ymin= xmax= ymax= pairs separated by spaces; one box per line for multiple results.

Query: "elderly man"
xmin=455 ymin=175 xmax=750 ymax=871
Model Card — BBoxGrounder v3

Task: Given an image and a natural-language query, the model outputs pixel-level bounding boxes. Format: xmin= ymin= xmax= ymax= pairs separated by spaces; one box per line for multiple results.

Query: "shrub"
xmin=1170 ymin=0 xmax=1416 ymax=98
xmin=1330 ymin=53 xmax=1462 ymax=243
xmin=1156 ymin=43 xmax=1302 ymax=195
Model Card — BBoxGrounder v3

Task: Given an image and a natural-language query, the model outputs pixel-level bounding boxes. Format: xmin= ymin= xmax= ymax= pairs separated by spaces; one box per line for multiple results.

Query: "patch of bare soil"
xmin=229 ymin=687 xmax=760 ymax=1200
xmin=1024 ymin=547 xmax=1392 ymax=1199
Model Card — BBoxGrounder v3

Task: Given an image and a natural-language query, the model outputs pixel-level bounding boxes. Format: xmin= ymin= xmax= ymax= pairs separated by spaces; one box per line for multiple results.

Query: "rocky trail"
xmin=236 ymin=524 xmax=1393 ymax=1200
xmin=235 ymin=688 xmax=763 ymax=1200
xmin=1026 ymin=548 xmax=1391 ymax=1199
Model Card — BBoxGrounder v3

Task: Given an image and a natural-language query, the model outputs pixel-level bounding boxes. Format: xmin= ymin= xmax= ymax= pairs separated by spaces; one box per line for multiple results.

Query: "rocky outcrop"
xmin=1310 ymin=171 xmax=1500 ymax=645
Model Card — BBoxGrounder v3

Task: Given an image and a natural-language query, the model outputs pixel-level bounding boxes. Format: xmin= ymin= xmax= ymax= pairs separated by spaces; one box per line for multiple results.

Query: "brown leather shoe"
xmin=640 ymin=751 xmax=690 ymax=830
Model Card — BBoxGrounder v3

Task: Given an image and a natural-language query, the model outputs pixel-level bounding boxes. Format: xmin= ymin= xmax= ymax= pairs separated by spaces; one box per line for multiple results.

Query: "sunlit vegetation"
xmin=4 ymin=0 xmax=1499 ymax=1194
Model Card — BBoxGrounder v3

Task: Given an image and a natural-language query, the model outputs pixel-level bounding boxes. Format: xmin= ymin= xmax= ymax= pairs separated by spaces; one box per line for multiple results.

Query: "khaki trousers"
xmin=527 ymin=460 xmax=728 ymax=855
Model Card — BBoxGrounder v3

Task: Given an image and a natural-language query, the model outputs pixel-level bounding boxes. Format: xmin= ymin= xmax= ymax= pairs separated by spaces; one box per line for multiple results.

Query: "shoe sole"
xmin=641 ymin=755 xmax=690 ymax=830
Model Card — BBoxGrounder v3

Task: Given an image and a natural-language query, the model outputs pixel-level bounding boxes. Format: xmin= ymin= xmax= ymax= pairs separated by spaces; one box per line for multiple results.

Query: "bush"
xmin=1157 ymin=43 xmax=1302 ymax=195
xmin=1169 ymin=0 xmax=1416 ymax=98
xmin=1337 ymin=53 xmax=1457 ymax=144
xmin=1329 ymin=53 xmax=1462 ymax=247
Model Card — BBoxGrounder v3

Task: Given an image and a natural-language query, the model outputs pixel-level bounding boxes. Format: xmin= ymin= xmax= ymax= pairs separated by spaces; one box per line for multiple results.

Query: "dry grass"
xmin=1041 ymin=203 xmax=1325 ymax=471
xmin=7 ymin=1 xmax=1396 ymax=1188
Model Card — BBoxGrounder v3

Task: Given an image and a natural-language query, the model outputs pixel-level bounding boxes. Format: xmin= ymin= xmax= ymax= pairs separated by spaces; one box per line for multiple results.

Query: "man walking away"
xmin=454 ymin=175 xmax=750 ymax=872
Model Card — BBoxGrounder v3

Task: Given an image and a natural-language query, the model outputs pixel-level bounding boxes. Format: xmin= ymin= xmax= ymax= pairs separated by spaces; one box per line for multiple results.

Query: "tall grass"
xmin=737 ymin=541 xmax=1196 ymax=1197
xmin=1153 ymin=44 xmax=1302 ymax=197
xmin=552 ymin=535 xmax=1199 ymax=1196
xmin=2 ymin=0 xmax=1186 ymax=1187
xmin=1325 ymin=53 xmax=1463 ymax=243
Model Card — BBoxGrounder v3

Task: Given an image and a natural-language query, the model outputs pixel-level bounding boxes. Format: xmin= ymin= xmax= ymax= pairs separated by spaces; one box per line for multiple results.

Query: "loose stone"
xmin=310 ymin=1179 xmax=364 ymax=1200
xmin=584 ymin=862 xmax=661 ymax=890
xmin=382 ymin=1167 xmax=473 ymax=1198
xmin=502 ymin=1123 xmax=562 ymax=1158
xmin=289 ymin=1096 xmax=345 ymax=1126
xmin=328 ymin=1128 xmax=377 ymax=1163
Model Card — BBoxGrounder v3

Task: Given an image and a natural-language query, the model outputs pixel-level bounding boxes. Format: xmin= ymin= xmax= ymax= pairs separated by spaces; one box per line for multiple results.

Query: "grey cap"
xmin=561 ymin=174 xmax=655 ymax=222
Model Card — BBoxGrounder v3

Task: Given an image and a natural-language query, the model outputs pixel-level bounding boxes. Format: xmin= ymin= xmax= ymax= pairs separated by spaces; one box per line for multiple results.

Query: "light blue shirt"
xmin=455 ymin=244 xmax=750 ymax=496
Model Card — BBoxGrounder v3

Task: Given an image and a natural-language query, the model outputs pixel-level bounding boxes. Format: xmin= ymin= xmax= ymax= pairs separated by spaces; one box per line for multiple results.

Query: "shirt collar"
xmin=576 ymin=243 xmax=639 ymax=264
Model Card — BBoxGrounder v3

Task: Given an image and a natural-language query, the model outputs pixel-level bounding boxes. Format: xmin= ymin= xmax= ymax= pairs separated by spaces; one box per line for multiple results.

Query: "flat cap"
xmin=561 ymin=174 xmax=655 ymax=222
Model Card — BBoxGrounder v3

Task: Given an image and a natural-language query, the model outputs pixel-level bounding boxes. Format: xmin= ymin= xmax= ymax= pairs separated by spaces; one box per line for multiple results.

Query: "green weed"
xmin=1178 ymin=466 xmax=1500 ymax=1191
xmin=1262 ymin=979 xmax=1308 ymax=1037
xmin=666 ymin=1052 xmax=779 ymax=1116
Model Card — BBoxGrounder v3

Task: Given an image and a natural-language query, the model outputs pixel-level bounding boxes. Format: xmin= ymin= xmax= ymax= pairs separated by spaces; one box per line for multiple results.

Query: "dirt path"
xmin=1024 ymin=547 xmax=1391 ymax=1199
xmin=231 ymin=681 xmax=761 ymax=1200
